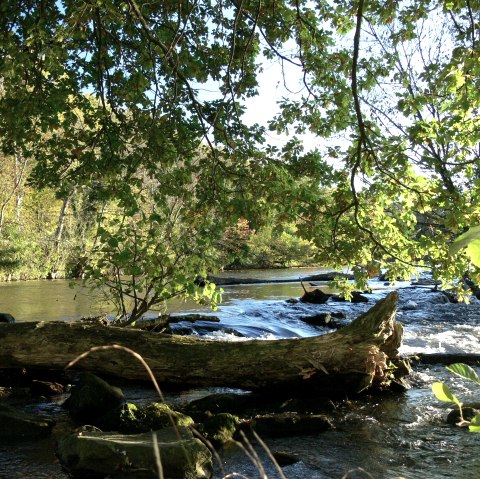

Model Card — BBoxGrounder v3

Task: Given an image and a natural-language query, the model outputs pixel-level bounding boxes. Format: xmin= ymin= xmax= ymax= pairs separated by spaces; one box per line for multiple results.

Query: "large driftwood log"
xmin=0 ymin=292 xmax=409 ymax=395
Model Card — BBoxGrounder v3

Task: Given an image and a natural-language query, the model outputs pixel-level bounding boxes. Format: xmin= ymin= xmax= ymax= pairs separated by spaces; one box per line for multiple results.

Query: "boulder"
xmin=300 ymin=288 xmax=331 ymax=304
xmin=56 ymin=426 xmax=213 ymax=479
xmin=0 ymin=313 xmax=15 ymax=323
xmin=64 ymin=372 xmax=125 ymax=422
xmin=252 ymin=412 xmax=333 ymax=437
xmin=0 ymin=404 xmax=55 ymax=440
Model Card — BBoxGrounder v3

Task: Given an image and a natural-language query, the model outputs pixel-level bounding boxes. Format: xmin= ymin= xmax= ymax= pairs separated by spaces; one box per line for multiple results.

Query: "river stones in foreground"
xmin=0 ymin=404 xmax=55 ymax=440
xmin=56 ymin=426 xmax=213 ymax=479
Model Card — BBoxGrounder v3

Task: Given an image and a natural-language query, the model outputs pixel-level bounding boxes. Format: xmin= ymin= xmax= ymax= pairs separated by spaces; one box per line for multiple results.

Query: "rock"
xmin=331 ymin=291 xmax=369 ymax=303
xmin=252 ymin=412 xmax=333 ymax=437
xmin=299 ymin=312 xmax=340 ymax=329
xmin=56 ymin=426 xmax=213 ymax=479
xmin=138 ymin=402 xmax=194 ymax=430
xmin=30 ymin=380 xmax=65 ymax=397
xmin=401 ymin=300 xmax=418 ymax=311
xmin=100 ymin=403 xmax=142 ymax=433
xmin=300 ymin=288 xmax=331 ymax=304
xmin=0 ymin=312 xmax=15 ymax=323
xmin=272 ymin=451 xmax=301 ymax=467
xmin=64 ymin=372 xmax=125 ymax=423
xmin=285 ymin=298 xmax=299 ymax=304
xmin=100 ymin=401 xmax=194 ymax=434
xmin=446 ymin=407 xmax=479 ymax=426
xmin=200 ymin=413 xmax=241 ymax=445
xmin=185 ymin=393 xmax=254 ymax=420
xmin=0 ymin=404 xmax=55 ymax=440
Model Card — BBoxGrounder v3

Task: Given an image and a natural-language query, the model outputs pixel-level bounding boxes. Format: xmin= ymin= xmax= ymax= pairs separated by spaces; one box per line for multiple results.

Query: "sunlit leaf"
xmin=450 ymin=225 xmax=480 ymax=255
xmin=468 ymin=414 xmax=480 ymax=432
xmin=466 ymin=240 xmax=480 ymax=267
xmin=432 ymin=382 xmax=461 ymax=406
xmin=446 ymin=363 xmax=480 ymax=384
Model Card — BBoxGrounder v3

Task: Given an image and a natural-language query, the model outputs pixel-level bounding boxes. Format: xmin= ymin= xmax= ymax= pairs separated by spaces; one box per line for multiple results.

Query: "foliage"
xmin=1 ymin=1 xmax=480 ymax=316
xmin=432 ymin=363 xmax=480 ymax=432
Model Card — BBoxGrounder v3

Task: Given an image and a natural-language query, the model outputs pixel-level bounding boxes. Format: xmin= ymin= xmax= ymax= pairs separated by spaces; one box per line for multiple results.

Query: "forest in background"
xmin=0 ymin=157 xmax=318 ymax=281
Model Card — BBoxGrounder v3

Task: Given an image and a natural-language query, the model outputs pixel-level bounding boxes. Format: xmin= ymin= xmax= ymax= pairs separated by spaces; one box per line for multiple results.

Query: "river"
xmin=0 ymin=269 xmax=479 ymax=478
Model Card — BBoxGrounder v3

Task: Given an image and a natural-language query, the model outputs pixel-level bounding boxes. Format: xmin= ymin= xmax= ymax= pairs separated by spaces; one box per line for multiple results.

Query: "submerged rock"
xmin=56 ymin=426 xmax=213 ymax=478
xmin=0 ymin=404 xmax=55 ymax=440
xmin=272 ymin=450 xmax=301 ymax=467
xmin=252 ymin=412 xmax=333 ymax=437
xmin=185 ymin=393 xmax=254 ymax=420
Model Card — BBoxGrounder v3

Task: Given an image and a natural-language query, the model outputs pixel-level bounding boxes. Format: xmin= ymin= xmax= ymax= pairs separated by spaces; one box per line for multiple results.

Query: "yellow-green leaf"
xmin=432 ymin=382 xmax=461 ymax=405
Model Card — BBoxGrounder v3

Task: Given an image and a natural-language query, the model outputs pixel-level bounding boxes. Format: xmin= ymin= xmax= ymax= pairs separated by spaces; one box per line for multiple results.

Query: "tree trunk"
xmin=0 ymin=292 xmax=409 ymax=395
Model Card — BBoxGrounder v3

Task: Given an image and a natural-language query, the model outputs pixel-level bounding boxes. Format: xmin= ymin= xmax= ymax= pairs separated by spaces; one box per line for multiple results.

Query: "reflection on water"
xmin=0 ymin=280 xmax=112 ymax=322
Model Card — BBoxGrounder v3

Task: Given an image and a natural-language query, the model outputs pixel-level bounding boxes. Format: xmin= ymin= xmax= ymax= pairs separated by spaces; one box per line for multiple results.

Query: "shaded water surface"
xmin=0 ymin=270 xmax=479 ymax=478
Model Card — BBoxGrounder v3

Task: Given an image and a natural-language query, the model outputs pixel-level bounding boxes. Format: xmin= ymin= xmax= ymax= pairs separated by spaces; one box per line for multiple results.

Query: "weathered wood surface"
xmin=0 ymin=292 xmax=409 ymax=395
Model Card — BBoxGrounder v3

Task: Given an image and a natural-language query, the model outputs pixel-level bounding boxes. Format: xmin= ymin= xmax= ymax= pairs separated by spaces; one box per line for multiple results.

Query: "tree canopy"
xmin=1 ymin=0 xmax=480 ymax=318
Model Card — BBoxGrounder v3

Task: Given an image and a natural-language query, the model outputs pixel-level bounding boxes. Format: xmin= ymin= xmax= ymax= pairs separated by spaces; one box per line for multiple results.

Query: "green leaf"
xmin=469 ymin=414 xmax=480 ymax=432
xmin=446 ymin=363 xmax=480 ymax=384
xmin=466 ymin=240 xmax=480 ymax=267
xmin=432 ymin=382 xmax=461 ymax=406
xmin=450 ymin=225 xmax=480 ymax=255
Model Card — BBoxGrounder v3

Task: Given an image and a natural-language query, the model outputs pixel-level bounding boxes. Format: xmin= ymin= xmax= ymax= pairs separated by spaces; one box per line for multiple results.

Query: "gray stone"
xmin=64 ymin=372 xmax=125 ymax=423
xmin=56 ymin=426 xmax=212 ymax=479
xmin=0 ymin=404 xmax=55 ymax=440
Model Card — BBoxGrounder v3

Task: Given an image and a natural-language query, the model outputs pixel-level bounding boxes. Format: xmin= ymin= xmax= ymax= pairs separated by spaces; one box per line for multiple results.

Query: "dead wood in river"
xmin=0 ymin=292 xmax=409 ymax=395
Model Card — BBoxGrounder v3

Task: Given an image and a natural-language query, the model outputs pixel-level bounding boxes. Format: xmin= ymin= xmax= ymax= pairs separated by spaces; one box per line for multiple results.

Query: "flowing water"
xmin=0 ymin=270 xmax=479 ymax=479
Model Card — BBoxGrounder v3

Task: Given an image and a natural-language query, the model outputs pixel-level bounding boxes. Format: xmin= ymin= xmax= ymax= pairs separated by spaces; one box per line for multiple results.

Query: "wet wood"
xmin=0 ymin=292 xmax=409 ymax=395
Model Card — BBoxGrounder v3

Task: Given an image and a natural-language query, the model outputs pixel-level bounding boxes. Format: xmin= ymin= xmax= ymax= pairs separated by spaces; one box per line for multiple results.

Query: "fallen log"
xmin=0 ymin=292 xmax=409 ymax=395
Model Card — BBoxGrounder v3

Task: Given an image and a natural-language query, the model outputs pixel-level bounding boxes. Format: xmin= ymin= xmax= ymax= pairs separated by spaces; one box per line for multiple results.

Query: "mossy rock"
xmin=100 ymin=402 xmax=194 ymax=433
xmin=56 ymin=426 xmax=213 ymax=478
xmin=200 ymin=413 xmax=241 ymax=445
xmin=139 ymin=402 xmax=194 ymax=430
